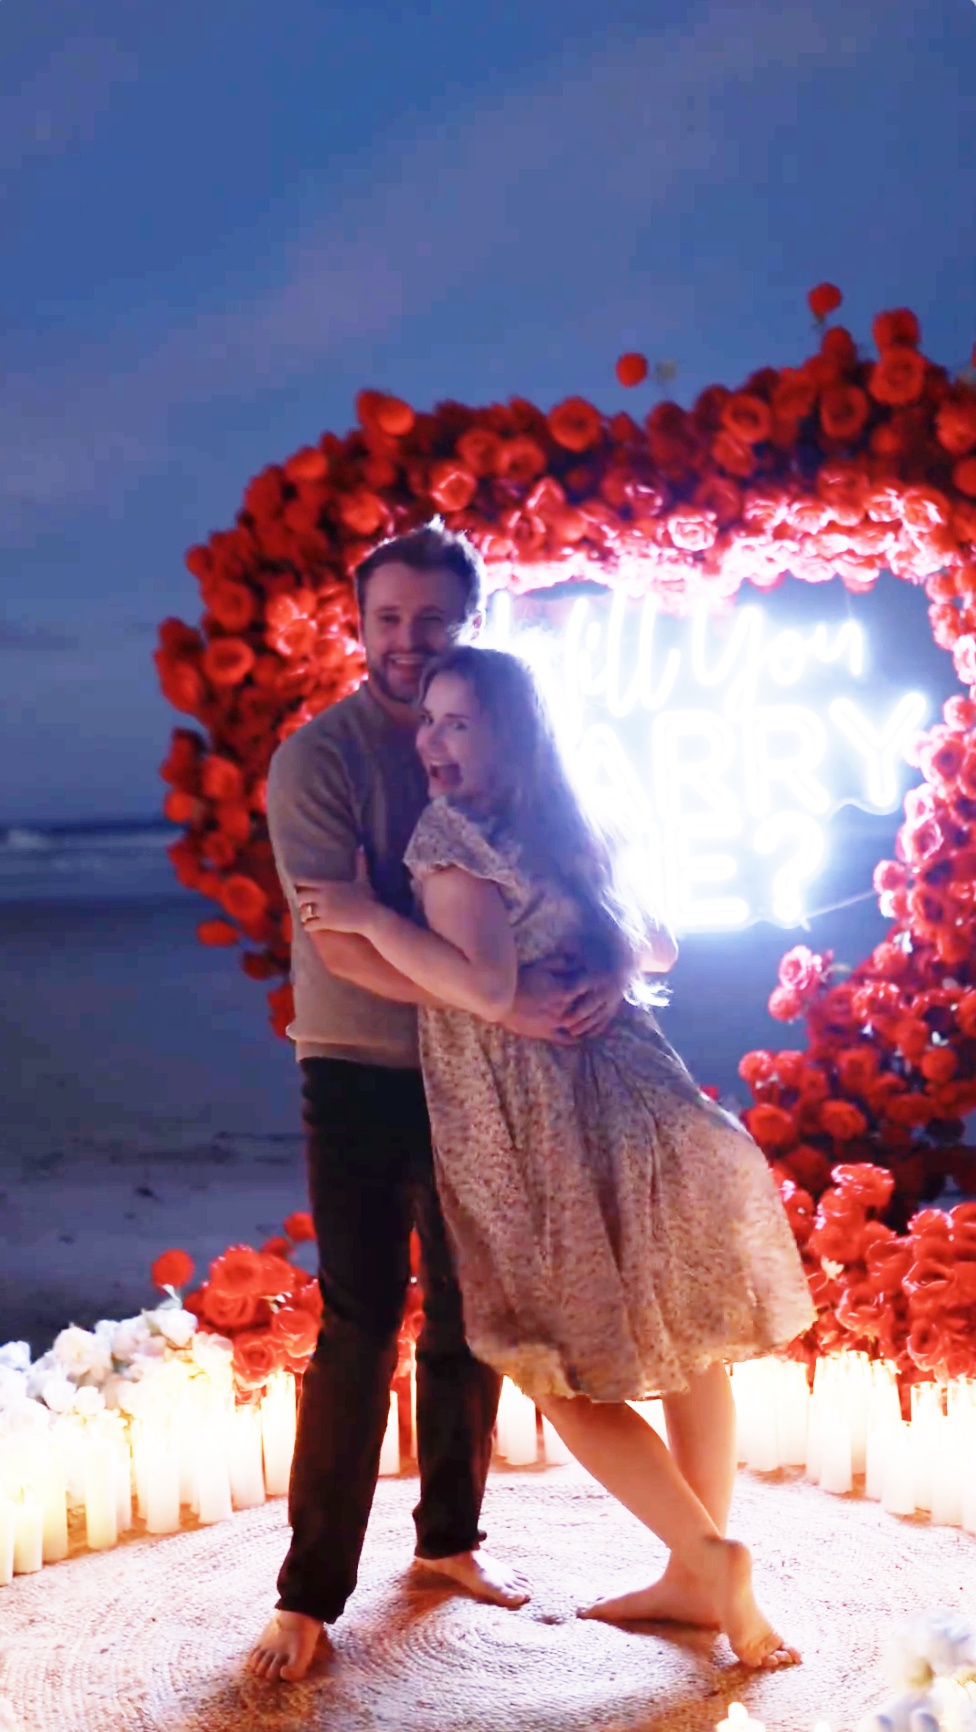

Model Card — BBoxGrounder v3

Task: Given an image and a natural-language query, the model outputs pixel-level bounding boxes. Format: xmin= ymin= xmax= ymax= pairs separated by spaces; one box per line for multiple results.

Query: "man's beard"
xmin=367 ymin=655 xmax=427 ymax=707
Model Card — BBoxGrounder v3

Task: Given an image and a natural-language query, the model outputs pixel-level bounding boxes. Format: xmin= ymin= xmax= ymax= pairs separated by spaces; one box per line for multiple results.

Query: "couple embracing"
xmin=247 ymin=521 xmax=815 ymax=1685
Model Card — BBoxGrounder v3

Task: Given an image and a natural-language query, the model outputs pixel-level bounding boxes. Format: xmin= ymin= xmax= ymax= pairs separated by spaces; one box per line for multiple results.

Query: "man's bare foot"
xmin=579 ymin=1560 xmax=720 ymax=1630
xmin=245 ymin=1610 xmax=327 ymax=1683
xmin=411 ymin=1548 xmax=531 ymax=1608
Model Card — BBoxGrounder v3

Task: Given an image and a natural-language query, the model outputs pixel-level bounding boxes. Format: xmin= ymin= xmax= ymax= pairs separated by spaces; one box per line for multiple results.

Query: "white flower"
xmin=192 ymin=1332 xmax=233 ymax=1368
xmin=25 ymin=1351 xmax=56 ymax=1398
xmin=0 ymin=1341 xmax=31 ymax=1373
xmin=0 ymin=1395 xmax=51 ymax=1437
xmin=916 ymin=1614 xmax=975 ymax=1675
xmin=0 ymin=1366 xmax=28 ymax=1410
xmin=148 ymin=1307 xmax=197 ymax=1349
xmin=0 ymin=1693 xmax=20 ymax=1731
xmin=38 ymin=1374 xmax=77 ymax=1414
xmin=108 ymin=1316 xmax=152 ymax=1363
xmin=71 ymin=1386 xmax=105 ymax=1418
xmin=115 ymin=1379 xmax=151 ymax=1418
xmin=131 ymin=1337 xmax=167 ymax=1364
xmin=52 ymin=1326 xmax=112 ymax=1384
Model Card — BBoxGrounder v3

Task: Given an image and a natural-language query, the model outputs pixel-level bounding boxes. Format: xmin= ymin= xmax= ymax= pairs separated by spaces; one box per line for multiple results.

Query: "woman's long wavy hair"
xmin=419 ymin=645 xmax=649 ymax=973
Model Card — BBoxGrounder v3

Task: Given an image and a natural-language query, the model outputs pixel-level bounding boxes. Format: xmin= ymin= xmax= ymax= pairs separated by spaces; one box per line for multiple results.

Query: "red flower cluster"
xmin=769 ymin=1162 xmax=976 ymax=1383
xmin=156 ymin=289 xmax=976 ymax=1041
xmin=150 ymin=1215 xmax=421 ymax=1400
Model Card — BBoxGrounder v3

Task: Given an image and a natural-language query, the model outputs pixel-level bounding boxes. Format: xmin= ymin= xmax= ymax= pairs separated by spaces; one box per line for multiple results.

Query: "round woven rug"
xmin=0 ymin=1467 xmax=973 ymax=1732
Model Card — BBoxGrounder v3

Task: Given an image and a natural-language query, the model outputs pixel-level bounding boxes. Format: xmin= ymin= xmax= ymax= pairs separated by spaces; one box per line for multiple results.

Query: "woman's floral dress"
xmin=404 ymin=797 xmax=816 ymax=1403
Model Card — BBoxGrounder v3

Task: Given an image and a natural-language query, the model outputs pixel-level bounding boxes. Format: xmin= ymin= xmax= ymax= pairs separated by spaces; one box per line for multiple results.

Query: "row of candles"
xmin=2 ymin=1351 xmax=975 ymax=1584
xmin=730 ymin=1353 xmax=976 ymax=1530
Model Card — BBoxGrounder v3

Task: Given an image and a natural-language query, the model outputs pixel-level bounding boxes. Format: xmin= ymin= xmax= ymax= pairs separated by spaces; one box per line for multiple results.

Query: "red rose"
xmin=919 ymin=1046 xmax=958 ymax=1084
xmin=284 ymin=1211 xmax=316 ymax=1243
xmin=292 ymin=1280 xmax=324 ymax=1322
xmin=743 ymin=1103 xmax=796 ymax=1152
xmin=831 ymin=1163 xmax=895 ymax=1211
xmin=835 ymin=1046 xmax=881 ymax=1096
xmin=819 ymin=1100 xmax=868 ymax=1141
xmin=775 ymin=949 xmax=827 ymax=1004
xmin=615 ymin=353 xmax=648 ymax=388
xmin=547 ymin=397 xmax=603 ymax=453
xmin=210 ymin=1245 xmax=268 ymax=1296
xmin=201 ymin=1285 xmax=264 ymax=1332
xmin=869 ymin=346 xmax=927 ymax=407
xmin=774 ymin=1052 xmax=806 ymax=1090
xmin=260 ymin=1236 xmax=292 ymax=1259
xmin=232 ymin=1329 xmax=283 ymax=1391
xmin=256 ymin=1254 xmax=303 ymax=1300
xmin=151 ymin=1248 xmax=195 ymax=1291
xmin=738 ymin=1050 xmax=778 ymax=1088
xmin=269 ymin=1306 xmax=319 ymax=1358
xmin=808 ymin=283 xmax=843 ymax=322
xmin=872 ymin=308 xmax=921 ymax=351
xmin=768 ymin=986 xmax=803 ymax=1022
xmin=865 ymin=1237 xmax=913 ymax=1296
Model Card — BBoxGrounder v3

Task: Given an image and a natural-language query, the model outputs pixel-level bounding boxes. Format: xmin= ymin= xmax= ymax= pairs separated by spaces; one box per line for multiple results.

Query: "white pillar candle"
xmin=177 ymin=1412 xmax=199 ymax=1512
xmin=818 ymin=1414 xmax=853 ymax=1496
xmin=0 ymin=1499 xmax=15 ymax=1587
xmin=378 ymin=1391 xmax=400 ymax=1477
xmin=229 ymin=1405 xmax=266 ymax=1510
xmin=929 ymin=1417 xmax=964 ymax=1528
xmin=495 ymin=1379 xmax=538 ymax=1466
xmin=744 ymin=1367 xmax=780 ymax=1475
xmin=84 ymin=1437 xmax=118 ymax=1552
xmin=144 ymin=1429 xmax=182 ymax=1534
xmin=541 ymin=1416 xmax=573 ymax=1464
xmin=36 ymin=1452 xmax=69 ymax=1564
xmin=197 ymin=1434 xmax=234 ymax=1526
xmin=910 ymin=1383 xmax=942 ymax=1514
xmin=13 ymin=1495 xmax=44 ymax=1575
xmin=114 ymin=1441 xmax=133 ymax=1535
xmin=845 ymin=1354 xmax=870 ymax=1477
xmin=881 ymin=1420 xmax=916 ymax=1517
xmin=777 ymin=1365 xmax=810 ymax=1468
xmin=729 ymin=1364 xmax=756 ymax=1466
xmin=261 ymin=1373 xmax=297 ymax=1496
xmin=131 ymin=1423 xmax=149 ymax=1523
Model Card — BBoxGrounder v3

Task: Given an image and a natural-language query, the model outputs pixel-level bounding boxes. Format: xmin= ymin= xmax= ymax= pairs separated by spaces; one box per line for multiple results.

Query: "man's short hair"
xmin=354 ymin=518 xmax=486 ymax=621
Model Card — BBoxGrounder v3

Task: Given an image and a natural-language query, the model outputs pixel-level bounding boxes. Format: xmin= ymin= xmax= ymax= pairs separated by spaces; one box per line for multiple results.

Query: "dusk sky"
xmin=2 ymin=0 xmax=975 ymax=824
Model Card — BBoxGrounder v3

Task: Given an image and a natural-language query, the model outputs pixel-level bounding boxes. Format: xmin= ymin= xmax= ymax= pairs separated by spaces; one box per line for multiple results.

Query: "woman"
xmin=297 ymin=646 xmax=816 ymax=1670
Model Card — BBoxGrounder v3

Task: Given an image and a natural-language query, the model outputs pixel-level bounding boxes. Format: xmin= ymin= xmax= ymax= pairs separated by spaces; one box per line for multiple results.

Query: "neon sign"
xmin=485 ymin=589 xmax=927 ymax=933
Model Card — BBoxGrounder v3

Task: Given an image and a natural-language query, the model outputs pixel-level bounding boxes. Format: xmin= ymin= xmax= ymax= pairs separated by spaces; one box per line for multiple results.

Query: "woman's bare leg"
xmin=538 ymin=1392 xmax=797 ymax=1669
xmin=589 ymin=1362 xmax=737 ymax=1628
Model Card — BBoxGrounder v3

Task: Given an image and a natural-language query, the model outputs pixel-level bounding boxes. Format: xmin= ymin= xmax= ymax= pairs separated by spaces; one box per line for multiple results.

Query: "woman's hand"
xmin=295 ymin=850 xmax=377 ymax=936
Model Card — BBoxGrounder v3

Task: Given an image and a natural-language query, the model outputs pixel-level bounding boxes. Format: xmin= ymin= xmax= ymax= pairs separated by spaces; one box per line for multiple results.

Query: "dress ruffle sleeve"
xmin=404 ymin=798 xmax=523 ymax=901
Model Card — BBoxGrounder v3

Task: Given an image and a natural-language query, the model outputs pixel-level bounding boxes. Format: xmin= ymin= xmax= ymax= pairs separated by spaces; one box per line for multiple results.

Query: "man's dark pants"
xmin=276 ymin=1057 xmax=502 ymax=1623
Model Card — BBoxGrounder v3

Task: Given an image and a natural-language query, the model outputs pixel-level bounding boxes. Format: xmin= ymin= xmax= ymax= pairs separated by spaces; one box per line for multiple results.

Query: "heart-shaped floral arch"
xmin=157 ymin=286 xmax=976 ymax=1385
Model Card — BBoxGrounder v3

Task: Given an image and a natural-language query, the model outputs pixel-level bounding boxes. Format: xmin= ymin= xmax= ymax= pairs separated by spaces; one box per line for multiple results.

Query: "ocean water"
xmin=0 ymin=819 xmax=184 ymax=904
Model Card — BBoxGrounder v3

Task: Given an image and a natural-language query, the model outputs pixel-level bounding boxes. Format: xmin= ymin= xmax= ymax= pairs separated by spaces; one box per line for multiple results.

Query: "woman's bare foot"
xmin=579 ymin=1559 xmax=720 ymax=1629
xmin=582 ymin=1542 xmax=798 ymax=1671
xmin=245 ymin=1610 xmax=327 ymax=1682
xmin=699 ymin=1537 xmax=800 ymax=1670
xmin=411 ymin=1547 xmax=531 ymax=1608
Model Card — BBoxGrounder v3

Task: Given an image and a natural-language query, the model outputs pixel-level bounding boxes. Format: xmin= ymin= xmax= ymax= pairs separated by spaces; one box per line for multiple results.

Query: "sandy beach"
xmin=0 ymin=875 xmax=895 ymax=1355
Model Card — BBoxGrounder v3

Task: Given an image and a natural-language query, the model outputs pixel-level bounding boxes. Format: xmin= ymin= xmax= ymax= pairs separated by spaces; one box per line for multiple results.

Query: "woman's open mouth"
xmin=426 ymin=763 xmax=462 ymax=792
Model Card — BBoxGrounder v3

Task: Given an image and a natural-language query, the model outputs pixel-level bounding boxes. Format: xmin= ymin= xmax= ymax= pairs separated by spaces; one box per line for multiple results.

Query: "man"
xmin=247 ymin=521 xmax=624 ymax=1683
